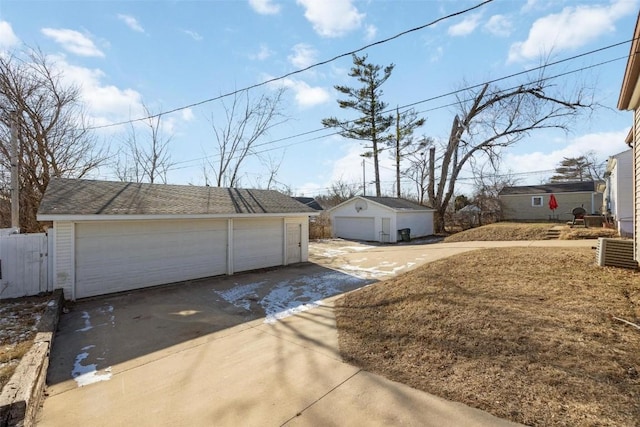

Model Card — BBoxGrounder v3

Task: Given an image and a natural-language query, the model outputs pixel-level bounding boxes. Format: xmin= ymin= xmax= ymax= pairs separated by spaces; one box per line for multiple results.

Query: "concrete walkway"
xmin=38 ymin=240 xmax=596 ymax=426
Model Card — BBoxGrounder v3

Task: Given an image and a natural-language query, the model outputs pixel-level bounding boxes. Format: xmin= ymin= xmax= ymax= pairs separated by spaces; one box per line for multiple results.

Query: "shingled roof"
xmin=38 ymin=178 xmax=316 ymax=217
xmin=499 ymin=181 xmax=598 ymax=196
xmin=361 ymin=196 xmax=431 ymax=210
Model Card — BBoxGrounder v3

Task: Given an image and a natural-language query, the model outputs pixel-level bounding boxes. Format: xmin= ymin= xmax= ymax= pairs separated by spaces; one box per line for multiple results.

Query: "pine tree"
xmin=322 ymin=54 xmax=394 ymax=197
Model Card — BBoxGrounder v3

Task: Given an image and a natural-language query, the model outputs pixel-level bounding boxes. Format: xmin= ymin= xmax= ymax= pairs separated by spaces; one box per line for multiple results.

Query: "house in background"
xmin=293 ymin=196 xmax=323 ymax=211
xmin=328 ymin=196 xmax=434 ymax=243
xmin=617 ymin=11 xmax=640 ymax=263
xmin=499 ymin=181 xmax=603 ymax=222
xmin=37 ymin=178 xmax=317 ymax=300
xmin=603 ymin=149 xmax=633 ymax=237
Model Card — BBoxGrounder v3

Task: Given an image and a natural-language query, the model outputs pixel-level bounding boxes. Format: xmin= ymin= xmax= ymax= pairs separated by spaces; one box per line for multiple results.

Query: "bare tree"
xmin=115 ymin=103 xmax=174 ymax=184
xmin=390 ymin=107 xmax=425 ymax=197
xmin=0 ymin=48 xmax=105 ymax=232
xmin=428 ymin=73 xmax=593 ymax=233
xmin=403 ymin=137 xmax=433 ymax=205
xmin=207 ymin=88 xmax=286 ymax=187
xmin=472 ymin=163 xmax=520 ymax=223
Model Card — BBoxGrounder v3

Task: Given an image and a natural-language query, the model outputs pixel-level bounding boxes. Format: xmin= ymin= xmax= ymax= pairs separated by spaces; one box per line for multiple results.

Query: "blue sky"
xmin=0 ymin=0 xmax=638 ymax=197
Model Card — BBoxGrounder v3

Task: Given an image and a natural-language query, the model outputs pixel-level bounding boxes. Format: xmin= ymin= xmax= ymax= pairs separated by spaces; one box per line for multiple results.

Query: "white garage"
xmin=37 ymin=178 xmax=317 ymax=300
xmin=328 ymin=196 xmax=434 ymax=243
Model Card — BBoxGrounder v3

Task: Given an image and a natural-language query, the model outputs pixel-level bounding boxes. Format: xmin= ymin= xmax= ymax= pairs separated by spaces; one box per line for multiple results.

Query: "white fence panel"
xmin=0 ymin=233 xmax=49 ymax=299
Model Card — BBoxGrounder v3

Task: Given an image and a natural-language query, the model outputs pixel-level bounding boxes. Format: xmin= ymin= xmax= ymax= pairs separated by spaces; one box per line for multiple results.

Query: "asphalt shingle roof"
xmin=362 ymin=196 xmax=431 ymax=210
xmin=293 ymin=197 xmax=323 ymax=211
xmin=38 ymin=178 xmax=316 ymax=216
xmin=498 ymin=181 xmax=598 ymax=196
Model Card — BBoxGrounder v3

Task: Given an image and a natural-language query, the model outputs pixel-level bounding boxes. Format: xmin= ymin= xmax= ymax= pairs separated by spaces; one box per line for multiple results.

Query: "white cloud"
xmin=41 ymin=28 xmax=104 ymax=57
xmin=183 ymin=30 xmax=203 ymax=41
xmin=430 ymin=46 xmax=444 ymax=63
xmin=0 ymin=21 xmax=20 ymax=50
xmin=364 ymin=24 xmax=377 ymax=41
xmin=288 ymin=43 xmax=317 ymax=69
xmin=327 ymin=143 xmax=396 ymax=193
xmin=297 ymin=0 xmax=364 ymax=38
xmin=484 ymin=14 xmax=512 ymax=37
xmin=249 ymin=0 xmax=281 ymax=15
xmin=181 ymin=108 xmax=195 ymax=122
xmin=249 ymin=43 xmax=273 ymax=60
xmin=447 ymin=13 xmax=481 ymax=36
xmin=503 ymin=129 xmax=631 ymax=183
xmin=48 ymin=54 xmax=142 ymax=126
xmin=271 ymin=77 xmax=330 ymax=107
xmin=508 ymin=0 xmax=638 ymax=63
xmin=117 ymin=14 xmax=145 ymax=33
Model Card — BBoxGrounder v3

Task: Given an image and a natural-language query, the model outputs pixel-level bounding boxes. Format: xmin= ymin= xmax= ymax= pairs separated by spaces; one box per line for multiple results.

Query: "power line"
xmin=87 ymin=0 xmax=494 ymax=131
xmin=165 ymin=50 xmax=629 ymax=172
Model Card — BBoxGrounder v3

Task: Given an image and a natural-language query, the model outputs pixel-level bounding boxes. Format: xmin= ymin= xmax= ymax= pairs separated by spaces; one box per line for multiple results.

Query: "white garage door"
xmin=75 ymin=220 xmax=228 ymax=298
xmin=233 ymin=218 xmax=283 ymax=272
xmin=334 ymin=216 xmax=375 ymax=241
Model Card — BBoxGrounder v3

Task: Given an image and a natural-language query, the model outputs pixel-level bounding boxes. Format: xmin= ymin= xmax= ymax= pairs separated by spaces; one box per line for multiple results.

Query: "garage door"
xmin=333 ymin=216 xmax=375 ymax=241
xmin=75 ymin=220 xmax=228 ymax=298
xmin=233 ymin=218 xmax=283 ymax=272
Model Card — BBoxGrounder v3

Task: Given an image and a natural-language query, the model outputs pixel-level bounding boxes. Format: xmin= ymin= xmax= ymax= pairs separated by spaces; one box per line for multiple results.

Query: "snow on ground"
xmin=71 ymin=345 xmax=112 ymax=387
xmin=215 ymin=270 xmax=369 ymax=324
xmin=71 ymin=303 xmax=115 ymax=387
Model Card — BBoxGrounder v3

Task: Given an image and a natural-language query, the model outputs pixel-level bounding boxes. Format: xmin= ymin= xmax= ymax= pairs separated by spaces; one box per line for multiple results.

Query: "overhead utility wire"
xmin=168 ymin=53 xmax=629 ymax=171
xmin=87 ymin=0 xmax=494 ymax=131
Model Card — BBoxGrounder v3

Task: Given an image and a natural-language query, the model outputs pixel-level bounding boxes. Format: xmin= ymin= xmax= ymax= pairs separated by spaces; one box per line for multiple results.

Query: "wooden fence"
xmin=0 ymin=233 xmax=52 ymax=299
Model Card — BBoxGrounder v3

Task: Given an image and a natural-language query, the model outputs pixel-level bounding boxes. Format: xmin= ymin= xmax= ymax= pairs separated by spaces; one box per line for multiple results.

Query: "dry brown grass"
xmin=444 ymin=222 xmax=619 ymax=242
xmin=336 ymin=247 xmax=640 ymax=427
xmin=0 ymin=295 xmax=51 ymax=390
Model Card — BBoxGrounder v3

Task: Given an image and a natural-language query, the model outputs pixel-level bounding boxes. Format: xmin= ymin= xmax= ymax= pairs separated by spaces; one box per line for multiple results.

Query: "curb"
xmin=0 ymin=290 xmax=63 ymax=427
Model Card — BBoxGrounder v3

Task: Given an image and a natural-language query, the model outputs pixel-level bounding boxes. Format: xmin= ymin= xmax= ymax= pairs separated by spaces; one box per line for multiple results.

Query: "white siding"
xmin=53 ymin=222 xmax=75 ymax=299
xmin=233 ymin=218 xmax=283 ymax=272
xmin=634 ymin=108 xmax=640 ymax=261
xmin=397 ymin=211 xmax=434 ymax=238
xmin=608 ymin=150 xmax=634 ymax=236
xmin=75 ymin=219 xmax=228 ymax=299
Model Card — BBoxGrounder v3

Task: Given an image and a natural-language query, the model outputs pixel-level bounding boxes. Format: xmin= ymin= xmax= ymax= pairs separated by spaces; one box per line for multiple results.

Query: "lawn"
xmin=443 ymin=222 xmax=618 ymax=242
xmin=335 ymin=247 xmax=640 ymax=426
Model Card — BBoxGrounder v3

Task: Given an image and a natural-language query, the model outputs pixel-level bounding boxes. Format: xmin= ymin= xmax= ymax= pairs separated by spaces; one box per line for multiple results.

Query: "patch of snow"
xmin=47 ymin=300 xmax=56 ymax=307
xmin=76 ymin=311 xmax=92 ymax=332
xmin=215 ymin=271 xmax=368 ymax=324
xmin=71 ymin=345 xmax=112 ymax=387
xmin=215 ymin=282 xmax=265 ymax=311
xmin=338 ymin=263 xmax=407 ymax=279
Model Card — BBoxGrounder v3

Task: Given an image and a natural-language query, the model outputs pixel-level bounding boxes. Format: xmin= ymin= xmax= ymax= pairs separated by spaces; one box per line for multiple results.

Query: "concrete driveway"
xmin=37 ymin=239 xmax=591 ymax=426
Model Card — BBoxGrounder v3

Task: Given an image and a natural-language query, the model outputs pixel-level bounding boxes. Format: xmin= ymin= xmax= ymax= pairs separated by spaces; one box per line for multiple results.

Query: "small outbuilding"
xmin=37 ymin=178 xmax=317 ymax=300
xmin=499 ymin=181 xmax=603 ymax=222
xmin=328 ymin=196 xmax=434 ymax=243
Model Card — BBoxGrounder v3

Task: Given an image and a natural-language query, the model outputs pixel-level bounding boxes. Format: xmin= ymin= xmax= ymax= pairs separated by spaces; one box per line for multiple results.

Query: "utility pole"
xmin=10 ymin=110 xmax=19 ymax=232
xmin=362 ymin=158 xmax=366 ymax=196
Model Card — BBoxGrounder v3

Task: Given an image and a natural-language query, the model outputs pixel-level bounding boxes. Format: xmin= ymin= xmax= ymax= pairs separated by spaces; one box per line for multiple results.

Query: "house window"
xmin=532 ymin=196 xmax=543 ymax=207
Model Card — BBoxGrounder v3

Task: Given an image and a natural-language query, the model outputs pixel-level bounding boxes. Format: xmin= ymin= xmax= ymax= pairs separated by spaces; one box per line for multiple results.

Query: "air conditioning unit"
xmin=596 ymin=238 xmax=638 ymax=269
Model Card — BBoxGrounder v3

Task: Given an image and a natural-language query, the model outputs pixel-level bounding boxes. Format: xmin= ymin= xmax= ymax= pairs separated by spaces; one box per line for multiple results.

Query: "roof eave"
xmin=618 ymin=12 xmax=640 ymax=110
xmin=37 ymin=212 xmax=319 ymax=222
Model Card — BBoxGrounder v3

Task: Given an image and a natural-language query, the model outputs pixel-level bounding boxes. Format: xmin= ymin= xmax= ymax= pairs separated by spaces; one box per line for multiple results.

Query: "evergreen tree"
xmin=322 ymin=54 xmax=394 ymax=197
xmin=549 ymin=155 xmax=602 ymax=182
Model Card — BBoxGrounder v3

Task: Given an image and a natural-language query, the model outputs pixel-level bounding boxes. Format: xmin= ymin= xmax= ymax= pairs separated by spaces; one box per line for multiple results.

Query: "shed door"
xmin=233 ymin=218 xmax=283 ymax=273
xmin=75 ymin=220 xmax=227 ymax=299
xmin=333 ymin=216 xmax=375 ymax=241
xmin=286 ymin=223 xmax=302 ymax=264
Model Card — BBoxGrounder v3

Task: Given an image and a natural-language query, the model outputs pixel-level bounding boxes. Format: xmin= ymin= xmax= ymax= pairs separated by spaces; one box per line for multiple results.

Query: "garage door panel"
xmin=233 ymin=219 xmax=282 ymax=272
xmin=75 ymin=220 xmax=228 ymax=298
xmin=334 ymin=217 xmax=375 ymax=241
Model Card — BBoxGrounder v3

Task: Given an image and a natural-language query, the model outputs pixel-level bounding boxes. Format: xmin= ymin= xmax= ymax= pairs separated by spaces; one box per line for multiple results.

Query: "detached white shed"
xmin=328 ymin=196 xmax=434 ymax=243
xmin=37 ymin=178 xmax=317 ymax=300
